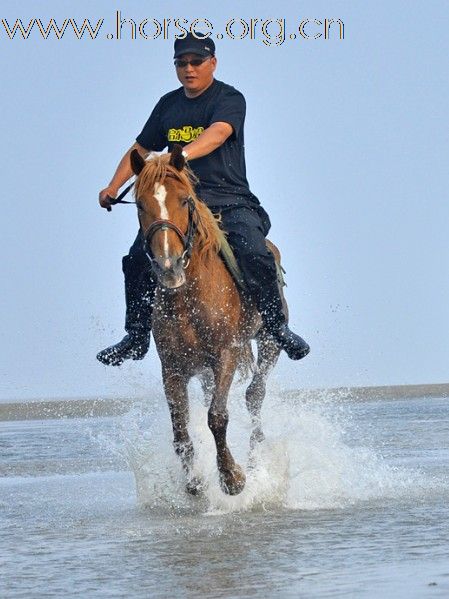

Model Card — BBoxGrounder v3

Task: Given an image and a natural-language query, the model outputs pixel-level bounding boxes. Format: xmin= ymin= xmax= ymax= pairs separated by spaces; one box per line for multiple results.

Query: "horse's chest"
xmin=153 ymin=296 xmax=235 ymax=355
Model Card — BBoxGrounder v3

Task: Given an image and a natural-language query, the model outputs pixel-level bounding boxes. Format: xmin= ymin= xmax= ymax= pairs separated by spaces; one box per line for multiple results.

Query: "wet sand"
xmin=1 ymin=382 xmax=448 ymax=421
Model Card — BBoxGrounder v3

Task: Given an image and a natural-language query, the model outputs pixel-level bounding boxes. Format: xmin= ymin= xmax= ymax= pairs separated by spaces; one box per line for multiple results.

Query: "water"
xmin=1 ymin=389 xmax=449 ymax=597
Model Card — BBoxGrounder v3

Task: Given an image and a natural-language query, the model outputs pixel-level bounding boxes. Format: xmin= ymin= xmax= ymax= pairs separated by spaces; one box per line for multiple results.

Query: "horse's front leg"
xmin=162 ymin=366 xmax=201 ymax=495
xmin=208 ymin=349 xmax=246 ymax=495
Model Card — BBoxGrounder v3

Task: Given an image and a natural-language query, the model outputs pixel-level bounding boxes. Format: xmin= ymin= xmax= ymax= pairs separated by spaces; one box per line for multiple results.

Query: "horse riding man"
xmin=97 ymin=32 xmax=310 ymax=366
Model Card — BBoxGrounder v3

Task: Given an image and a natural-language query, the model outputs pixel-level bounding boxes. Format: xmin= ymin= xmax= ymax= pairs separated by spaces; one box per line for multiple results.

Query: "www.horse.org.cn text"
xmin=1 ymin=14 xmax=345 ymax=46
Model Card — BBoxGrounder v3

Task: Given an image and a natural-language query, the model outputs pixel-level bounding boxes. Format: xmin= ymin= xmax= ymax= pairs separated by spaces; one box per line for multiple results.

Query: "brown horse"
xmin=130 ymin=144 xmax=285 ymax=495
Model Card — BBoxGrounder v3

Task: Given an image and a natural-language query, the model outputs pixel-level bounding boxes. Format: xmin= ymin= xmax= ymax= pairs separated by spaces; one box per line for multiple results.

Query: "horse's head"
xmin=131 ymin=145 xmax=198 ymax=289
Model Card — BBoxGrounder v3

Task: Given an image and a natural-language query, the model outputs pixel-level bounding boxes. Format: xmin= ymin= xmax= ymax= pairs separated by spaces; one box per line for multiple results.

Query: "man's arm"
xmin=182 ymin=122 xmax=233 ymax=161
xmin=98 ymin=141 xmax=148 ymax=210
xmin=99 ymin=121 xmax=232 ymax=209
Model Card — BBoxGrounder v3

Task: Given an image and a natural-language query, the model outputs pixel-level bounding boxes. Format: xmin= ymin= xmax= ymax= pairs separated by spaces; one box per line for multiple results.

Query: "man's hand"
xmin=98 ymin=142 xmax=147 ymax=212
xmin=99 ymin=186 xmax=118 ymax=211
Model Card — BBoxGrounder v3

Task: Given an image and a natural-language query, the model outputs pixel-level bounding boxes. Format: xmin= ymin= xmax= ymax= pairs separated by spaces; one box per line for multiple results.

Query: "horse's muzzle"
xmin=154 ymin=256 xmax=186 ymax=289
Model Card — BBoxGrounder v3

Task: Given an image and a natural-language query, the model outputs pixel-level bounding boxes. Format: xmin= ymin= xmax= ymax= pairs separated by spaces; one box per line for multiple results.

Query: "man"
xmin=97 ymin=32 xmax=310 ymax=366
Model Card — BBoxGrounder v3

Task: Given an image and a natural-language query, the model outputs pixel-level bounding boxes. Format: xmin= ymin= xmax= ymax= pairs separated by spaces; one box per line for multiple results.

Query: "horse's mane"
xmin=134 ymin=154 xmax=224 ymax=263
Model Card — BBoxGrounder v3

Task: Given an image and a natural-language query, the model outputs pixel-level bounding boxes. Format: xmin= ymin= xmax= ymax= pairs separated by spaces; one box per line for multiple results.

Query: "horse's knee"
xmin=250 ymin=428 xmax=265 ymax=447
xmin=174 ymin=439 xmax=193 ymax=459
xmin=245 ymin=378 xmax=265 ymax=414
xmin=208 ymin=411 xmax=228 ymax=436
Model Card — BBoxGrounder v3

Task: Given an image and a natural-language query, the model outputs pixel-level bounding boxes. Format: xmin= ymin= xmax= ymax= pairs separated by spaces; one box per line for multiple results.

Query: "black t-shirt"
xmin=135 ymin=79 xmax=259 ymax=208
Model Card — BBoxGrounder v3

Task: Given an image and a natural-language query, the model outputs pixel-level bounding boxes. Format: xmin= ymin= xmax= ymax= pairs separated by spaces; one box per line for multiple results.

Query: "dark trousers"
xmin=123 ymin=203 xmax=284 ymax=333
xmin=217 ymin=205 xmax=277 ymax=297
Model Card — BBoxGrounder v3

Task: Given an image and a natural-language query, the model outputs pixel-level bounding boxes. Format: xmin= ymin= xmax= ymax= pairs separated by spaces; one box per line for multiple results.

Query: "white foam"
xmin=110 ymin=384 xmax=437 ymax=515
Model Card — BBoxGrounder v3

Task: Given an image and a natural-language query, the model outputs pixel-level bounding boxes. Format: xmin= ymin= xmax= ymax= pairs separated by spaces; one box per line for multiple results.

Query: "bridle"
xmin=142 ymin=195 xmax=198 ymax=271
xmin=107 ymin=176 xmax=199 ymax=272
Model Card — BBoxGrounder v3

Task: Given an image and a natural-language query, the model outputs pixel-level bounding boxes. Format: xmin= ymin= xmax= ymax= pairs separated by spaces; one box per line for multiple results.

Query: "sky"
xmin=1 ymin=0 xmax=448 ymax=400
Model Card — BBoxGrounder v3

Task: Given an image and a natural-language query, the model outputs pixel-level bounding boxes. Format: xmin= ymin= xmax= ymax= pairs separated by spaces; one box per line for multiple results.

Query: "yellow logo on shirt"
xmin=168 ymin=125 xmax=204 ymax=143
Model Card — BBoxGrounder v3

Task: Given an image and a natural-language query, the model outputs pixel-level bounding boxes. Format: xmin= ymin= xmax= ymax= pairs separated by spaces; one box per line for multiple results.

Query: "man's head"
xmin=173 ymin=32 xmax=217 ymax=97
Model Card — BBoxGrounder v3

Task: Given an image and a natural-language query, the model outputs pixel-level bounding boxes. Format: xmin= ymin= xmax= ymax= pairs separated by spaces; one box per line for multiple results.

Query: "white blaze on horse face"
xmin=153 ymin=182 xmax=170 ymax=265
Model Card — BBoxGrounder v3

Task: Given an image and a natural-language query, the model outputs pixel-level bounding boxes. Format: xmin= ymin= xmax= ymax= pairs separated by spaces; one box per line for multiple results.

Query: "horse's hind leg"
xmin=246 ymin=330 xmax=281 ymax=449
xmin=162 ymin=366 xmax=201 ymax=495
xmin=208 ymin=349 xmax=245 ymax=495
xmin=247 ymin=243 xmax=286 ymax=449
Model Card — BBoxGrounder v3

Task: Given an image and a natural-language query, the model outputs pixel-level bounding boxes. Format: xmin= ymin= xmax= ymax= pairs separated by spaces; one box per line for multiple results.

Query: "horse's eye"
xmin=136 ymin=201 xmax=144 ymax=211
xmin=181 ymin=196 xmax=189 ymax=207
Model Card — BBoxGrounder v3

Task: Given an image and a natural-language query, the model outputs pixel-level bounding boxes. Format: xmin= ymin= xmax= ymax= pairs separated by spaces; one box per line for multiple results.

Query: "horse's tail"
xmin=236 ymin=342 xmax=256 ymax=382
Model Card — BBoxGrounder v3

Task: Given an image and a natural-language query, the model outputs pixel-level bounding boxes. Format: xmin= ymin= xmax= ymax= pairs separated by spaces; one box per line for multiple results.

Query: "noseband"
xmin=142 ymin=196 xmax=198 ymax=270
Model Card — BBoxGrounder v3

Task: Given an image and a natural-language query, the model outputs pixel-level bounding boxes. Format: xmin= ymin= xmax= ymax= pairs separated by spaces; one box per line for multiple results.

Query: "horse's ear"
xmin=169 ymin=144 xmax=185 ymax=171
xmin=130 ymin=149 xmax=145 ymax=176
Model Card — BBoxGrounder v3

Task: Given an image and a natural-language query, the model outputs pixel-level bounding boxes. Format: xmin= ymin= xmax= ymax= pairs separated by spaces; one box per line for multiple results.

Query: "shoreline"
xmin=0 ymin=383 xmax=448 ymax=422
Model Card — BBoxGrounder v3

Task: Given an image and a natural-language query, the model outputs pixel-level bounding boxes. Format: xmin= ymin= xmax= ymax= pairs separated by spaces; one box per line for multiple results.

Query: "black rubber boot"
xmin=97 ymin=256 xmax=156 ymax=366
xmin=256 ymin=279 xmax=310 ymax=361
xmin=269 ymin=322 xmax=310 ymax=360
xmin=96 ymin=333 xmax=150 ymax=366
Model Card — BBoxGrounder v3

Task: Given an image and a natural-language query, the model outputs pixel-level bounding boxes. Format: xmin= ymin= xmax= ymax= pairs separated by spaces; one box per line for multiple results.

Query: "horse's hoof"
xmin=186 ymin=477 xmax=203 ymax=496
xmin=220 ymin=464 xmax=246 ymax=495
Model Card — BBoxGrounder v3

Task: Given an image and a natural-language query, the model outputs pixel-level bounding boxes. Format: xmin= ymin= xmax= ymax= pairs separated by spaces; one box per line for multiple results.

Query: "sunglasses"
xmin=174 ymin=56 xmax=212 ymax=68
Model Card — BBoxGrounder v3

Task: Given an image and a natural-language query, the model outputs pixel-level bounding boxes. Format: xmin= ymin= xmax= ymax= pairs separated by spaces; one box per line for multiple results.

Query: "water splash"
xmin=109 ymin=384 xmax=435 ymax=514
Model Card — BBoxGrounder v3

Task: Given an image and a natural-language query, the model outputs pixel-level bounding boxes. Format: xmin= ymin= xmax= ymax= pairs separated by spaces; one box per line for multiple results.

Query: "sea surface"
xmin=1 ymin=387 xmax=449 ymax=598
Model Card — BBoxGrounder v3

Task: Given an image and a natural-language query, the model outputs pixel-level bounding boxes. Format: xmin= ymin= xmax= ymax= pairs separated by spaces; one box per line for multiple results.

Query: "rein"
xmin=105 ymin=182 xmax=135 ymax=211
